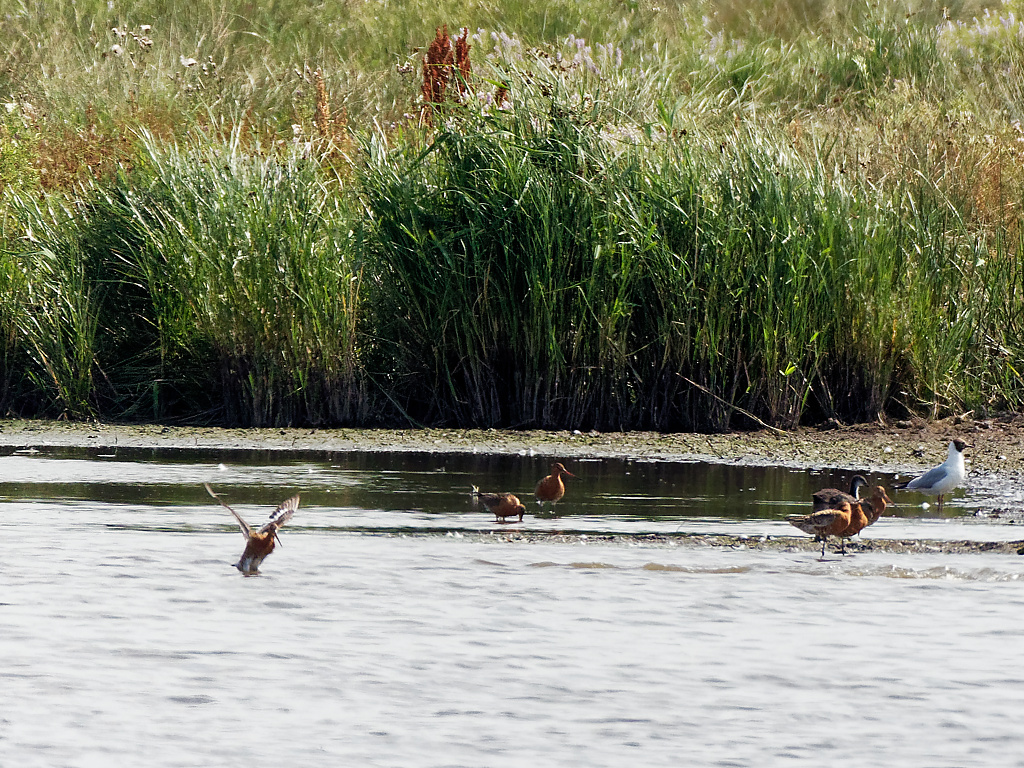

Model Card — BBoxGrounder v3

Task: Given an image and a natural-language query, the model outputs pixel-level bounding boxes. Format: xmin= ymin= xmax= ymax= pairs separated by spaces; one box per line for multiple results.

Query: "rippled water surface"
xmin=2 ymin=448 xmax=1023 ymax=767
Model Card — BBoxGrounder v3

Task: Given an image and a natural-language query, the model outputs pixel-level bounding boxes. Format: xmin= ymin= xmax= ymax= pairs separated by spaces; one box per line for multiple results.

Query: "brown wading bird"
xmin=471 ymin=487 xmax=526 ymax=523
xmin=835 ymin=499 xmax=870 ymax=552
xmin=843 ymin=485 xmax=894 ymax=536
xmin=834 ymin=485 xmax=894 ymax=552
xmin=205 ymin=483 xmax=300 ymax=574
xmin=790 ymin=485 xmax=894 ymax=557
xmin=535 ymin=462 xmax=576 ymax=510
xmin=812 ymin=475 xmax=868 ymax=512
xmin=787 ymin=501 xmax=854 ymax=558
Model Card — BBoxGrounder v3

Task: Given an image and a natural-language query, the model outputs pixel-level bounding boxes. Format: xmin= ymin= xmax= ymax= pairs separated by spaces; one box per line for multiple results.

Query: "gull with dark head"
xmin=894 ymin=439 xmax=967 ymax=513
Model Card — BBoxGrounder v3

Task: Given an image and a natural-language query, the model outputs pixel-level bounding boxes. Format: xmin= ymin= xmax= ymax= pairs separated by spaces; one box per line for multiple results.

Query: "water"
xmin=2 ymin=448 xmax=1024 ymax=767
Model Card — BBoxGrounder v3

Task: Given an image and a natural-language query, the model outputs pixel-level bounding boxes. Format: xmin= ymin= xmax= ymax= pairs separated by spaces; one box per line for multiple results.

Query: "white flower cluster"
xmin=481 ymin=29 xmax=623 ymax=76
xmin=107 ymin=23 xmax=153 ymax=58
xmin=938 ymin=2 xmax=1024 ymax=58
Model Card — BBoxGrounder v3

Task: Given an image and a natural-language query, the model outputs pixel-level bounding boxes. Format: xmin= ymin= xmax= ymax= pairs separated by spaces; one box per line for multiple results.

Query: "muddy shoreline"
xmin=3 ymin=414 xmax=1024 ymax=473
xmin=4 ymin=416 xmax=1024 ymax=555
xmin=344 ymin=527 xmax=1024 ymax=556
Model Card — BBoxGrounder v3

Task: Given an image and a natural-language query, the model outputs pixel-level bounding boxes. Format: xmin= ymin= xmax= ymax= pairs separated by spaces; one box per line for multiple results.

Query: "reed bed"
xmin=2 ymin=0 xmax=1024 ymax=428
xmin=114 ymin=133 xmax=368 ymax=426
xmin=361 ymin=64 xmax=1020 ymax=429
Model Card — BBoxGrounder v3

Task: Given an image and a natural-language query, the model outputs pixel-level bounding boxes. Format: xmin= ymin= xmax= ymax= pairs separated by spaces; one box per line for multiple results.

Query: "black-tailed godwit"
xmin=471 ymin=487 xmax=526 ymax=523
xmin=205 ymin=483 xmax=299 ymax=574
xmin=534 ymin=462 xmax=576 ymax=510
xmin=787 ymin=502 xmax=853 ymax=557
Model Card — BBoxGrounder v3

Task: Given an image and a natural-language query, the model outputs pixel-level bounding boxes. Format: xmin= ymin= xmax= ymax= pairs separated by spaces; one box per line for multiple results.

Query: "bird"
xmin=812 ymin=474 xmax=868 ymax=512
xmin=534 ymin=462 xmax=576 ymax=510
xmin=787 ymin=501 xmax=854 ymax=558
xmin=471 ymin=487 xmax=526 ymax=523
xmin=894 ymin=439 xmax=967 ymax=513
xmin=205 ymin=483 xmax=300 ymax=574
xmin=859 ymin=485 xmax=894 ymax=528
xmin=835 ymin=500 xmax=869 ymax=554
xmin=837 ymin=485 xmax=893 ymax=544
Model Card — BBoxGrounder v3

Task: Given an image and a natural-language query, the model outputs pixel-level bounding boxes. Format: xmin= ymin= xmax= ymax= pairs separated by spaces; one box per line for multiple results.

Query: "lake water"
xmin=2 ymin=448 xmax=1023 ymax=767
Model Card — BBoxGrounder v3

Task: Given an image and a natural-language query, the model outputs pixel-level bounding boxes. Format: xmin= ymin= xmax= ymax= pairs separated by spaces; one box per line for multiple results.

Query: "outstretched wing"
xmin=205 ymin=483 xmax=252 ymax=540
xmin=258 ymin=494 xmax=300 ymax=537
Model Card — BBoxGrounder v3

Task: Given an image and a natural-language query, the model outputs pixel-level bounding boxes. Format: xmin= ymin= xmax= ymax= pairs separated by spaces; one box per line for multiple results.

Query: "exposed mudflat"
xmin=378 ymin=528 xmax=1024 ymax=556
xmin=3 ymin=415 xmax=1024 ymax=554
xmin=2 ymin=414 xmax=1023 ymax=472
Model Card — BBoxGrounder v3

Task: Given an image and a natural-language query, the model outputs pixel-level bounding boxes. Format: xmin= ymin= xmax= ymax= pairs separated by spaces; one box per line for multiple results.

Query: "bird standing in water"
xmin=837 ymin=485 xmax=893 ymax=547
xmin=894 ymin=439 xmax=967 ymax=513
xmin=812 ymin=475 xmax=868 ymax=512
xmin=471 ymin=487 xmax=526 ymax=523
xmin=787 ymin=502 xmax=854 ymax=558
xmin=205 ymin=483 xmax=299 ymax=574
xmin=534 ymin=462 xmax=576 ymax=511
xmin=857 ymin=485 xmax=894 ymax=529
xmin=790 ymin=485 xmax=893 ymax=557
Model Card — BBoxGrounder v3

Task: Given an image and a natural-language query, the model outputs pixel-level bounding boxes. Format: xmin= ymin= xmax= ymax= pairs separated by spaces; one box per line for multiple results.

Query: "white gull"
xmin=894 ymin=439 xmax=967 ymax=513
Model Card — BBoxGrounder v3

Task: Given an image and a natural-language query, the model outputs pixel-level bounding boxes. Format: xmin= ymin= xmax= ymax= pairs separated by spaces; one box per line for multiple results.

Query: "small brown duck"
xmin=471 ymin=487 xmax=526 ymax=523
xmin=534 ymin=462 xmax=576 ymax=509
xmin=205 ymin=483 xmax=299 ymax=574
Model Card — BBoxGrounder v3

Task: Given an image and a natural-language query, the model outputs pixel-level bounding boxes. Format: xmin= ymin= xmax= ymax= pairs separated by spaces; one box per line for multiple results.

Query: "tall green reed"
xmin=2 ymin=196 xmax=101 ymax=418
xmin=0 ymin=246 xmax=26 ymax=412
xmin=112 ymin=130 xmax=367 ymax=426
xmin=3 ymin=2 xmax=1024 ymax=429
xmin=362 ymin=34 xmax=1024 ymax=432
xmin=361 ymin=64 xmax=927 ymax=429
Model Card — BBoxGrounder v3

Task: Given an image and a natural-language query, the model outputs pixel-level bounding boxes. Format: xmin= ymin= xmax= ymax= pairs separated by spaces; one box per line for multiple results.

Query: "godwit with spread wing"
xmin=205 ymin=483 xmax=299 ymax=574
